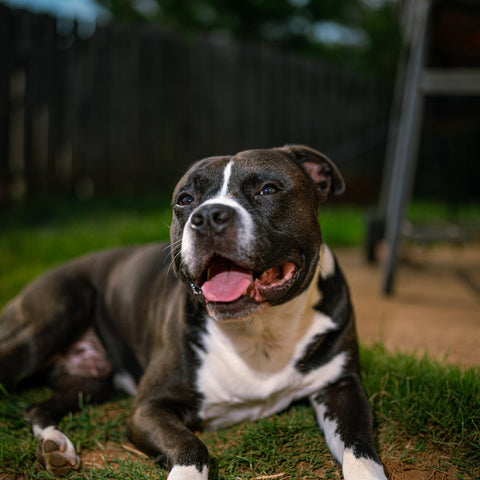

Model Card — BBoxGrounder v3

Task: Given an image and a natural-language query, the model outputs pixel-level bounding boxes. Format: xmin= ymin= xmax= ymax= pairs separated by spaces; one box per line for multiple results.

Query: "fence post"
xmin=0 ymin=5 xmax=12 ymax=202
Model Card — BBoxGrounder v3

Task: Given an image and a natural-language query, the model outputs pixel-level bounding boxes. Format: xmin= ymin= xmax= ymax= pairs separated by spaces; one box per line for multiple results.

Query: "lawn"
xmin=0 ymin=195 xmax=479 ymax=479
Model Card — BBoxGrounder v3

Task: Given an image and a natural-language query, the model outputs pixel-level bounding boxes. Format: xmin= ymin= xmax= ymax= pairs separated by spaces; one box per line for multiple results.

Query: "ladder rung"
xmin=420 ymin=69 xmax=480 ymax=95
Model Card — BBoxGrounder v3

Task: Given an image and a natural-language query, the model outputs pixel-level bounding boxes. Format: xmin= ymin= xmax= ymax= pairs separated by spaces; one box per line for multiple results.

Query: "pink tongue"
xmin=201 ymin=259 xmax=253 ymax=303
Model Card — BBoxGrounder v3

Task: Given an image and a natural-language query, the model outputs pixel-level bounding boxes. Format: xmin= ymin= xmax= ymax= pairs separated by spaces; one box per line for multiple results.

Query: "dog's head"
xmin=170 ymin=145 xmax=344 ymax=321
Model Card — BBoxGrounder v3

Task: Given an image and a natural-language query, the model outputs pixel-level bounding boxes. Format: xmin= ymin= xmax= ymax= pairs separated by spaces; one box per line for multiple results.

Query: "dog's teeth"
xmin=190 ymin=283 xmax=203 ymax=296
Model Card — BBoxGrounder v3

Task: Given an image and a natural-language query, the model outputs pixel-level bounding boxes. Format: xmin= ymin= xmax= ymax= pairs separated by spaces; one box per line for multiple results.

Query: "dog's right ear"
xmin=277 ymin=144 xmax=345 ymax=202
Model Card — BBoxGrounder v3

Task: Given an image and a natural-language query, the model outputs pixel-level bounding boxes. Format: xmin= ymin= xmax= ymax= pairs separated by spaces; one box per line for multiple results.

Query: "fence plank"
xmin=0 ymin=5 xmax=12 ymax=201
xmin=1 ymin=7 xmax=393 ymax=202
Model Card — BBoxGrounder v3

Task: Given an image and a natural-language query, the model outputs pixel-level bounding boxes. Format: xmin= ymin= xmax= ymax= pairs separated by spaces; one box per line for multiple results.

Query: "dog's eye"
xmin=259 ymin=184 xmax=279 ymax=196
xmin=177 ymin=194 xmax=194 ymax=206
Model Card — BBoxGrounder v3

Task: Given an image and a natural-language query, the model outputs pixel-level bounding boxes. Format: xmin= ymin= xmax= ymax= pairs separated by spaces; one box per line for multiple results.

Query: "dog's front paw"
xmin=342 ymin=448 xmax=387 ymax=480
xmin=167 ymin=464 xmax=208 ymax=480
xmin=35 ymin=426 xmax=81 ymax=476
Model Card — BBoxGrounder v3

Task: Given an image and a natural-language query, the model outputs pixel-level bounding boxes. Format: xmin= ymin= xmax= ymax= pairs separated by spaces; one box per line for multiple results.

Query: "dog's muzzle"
xmin=180 ymin=201 xmax=302 ymax=319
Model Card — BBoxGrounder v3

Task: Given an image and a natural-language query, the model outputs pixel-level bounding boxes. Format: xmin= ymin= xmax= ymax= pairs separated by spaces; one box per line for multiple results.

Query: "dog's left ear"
xmin=278 ymin=144 xmax=345 ymax=201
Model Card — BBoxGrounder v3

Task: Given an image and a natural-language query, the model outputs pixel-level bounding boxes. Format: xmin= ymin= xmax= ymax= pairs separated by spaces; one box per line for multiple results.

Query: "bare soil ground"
xmin=337 ymin=243 xmax=480 ymax=368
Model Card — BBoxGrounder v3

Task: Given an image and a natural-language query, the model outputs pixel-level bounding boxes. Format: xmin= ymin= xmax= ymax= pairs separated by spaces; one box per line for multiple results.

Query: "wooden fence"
xmin=0 ymin=5 xmax=393 ymax=202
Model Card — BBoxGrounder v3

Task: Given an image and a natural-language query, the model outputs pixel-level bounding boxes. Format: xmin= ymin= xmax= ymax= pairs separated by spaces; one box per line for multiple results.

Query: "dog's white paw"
xmin=342 ymin=448 xmax=387 ymax=480
xmin=167 ymin=464 xmax=208 ymax=480
xmin=34 ymin=425 xmax=81 ymax=476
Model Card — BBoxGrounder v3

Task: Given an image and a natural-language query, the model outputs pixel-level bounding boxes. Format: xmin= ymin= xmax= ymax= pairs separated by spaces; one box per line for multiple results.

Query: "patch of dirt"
xmin=383 ymin=457 xmax=460 ymax=480
xmin=337 ymin=244 xmax=480 ymax=368
xmin=81 ymin=441 xmax=153 ymax=470
xmin=381 ymin=454 xmax=461 ymax=480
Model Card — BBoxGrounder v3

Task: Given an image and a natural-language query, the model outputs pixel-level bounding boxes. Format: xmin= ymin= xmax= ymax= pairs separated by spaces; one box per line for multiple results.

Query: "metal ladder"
xmin=379 ymin=0 xmax=480 ymax=294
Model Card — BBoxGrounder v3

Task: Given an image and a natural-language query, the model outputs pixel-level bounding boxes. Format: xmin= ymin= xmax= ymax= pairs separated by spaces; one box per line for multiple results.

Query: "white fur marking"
xmin=320 ymin=244 xmax=336 ymax=279
xmin=33 ymin=424 xmax=47 ymax=439
xmin=314 ymin=407 xmax=387 ymax=479
xmin=167 ymin=464 xmax=208 ymax=480
xmin=33 ymin=425 xmax=81 ymax=473
xmin=313 ymin=403 xmax=344 ymax=463
xmin=181 ymin=159 xmax=255 ymax=273
xmin=33 ymin=424 xmax=69 ymax=445
xmin=196 ymin=277 xmax=346 ymax=430
xmin=342 ymin=448 xmax=387 ymax=480
xmin=219 ymin=159 xmax=233 ymax=197
xmin=181 ymin=196 xmax=255 ymax=272
xmin=113 ymin=370 xmax=138 ymax=396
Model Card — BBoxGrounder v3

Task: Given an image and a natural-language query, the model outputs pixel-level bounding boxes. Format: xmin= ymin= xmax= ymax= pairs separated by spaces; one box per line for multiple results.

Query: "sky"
xmin=1 ymin=0 xmax=396 ymax=44
xmin=0 ymin=0 xmax=111 ymax=23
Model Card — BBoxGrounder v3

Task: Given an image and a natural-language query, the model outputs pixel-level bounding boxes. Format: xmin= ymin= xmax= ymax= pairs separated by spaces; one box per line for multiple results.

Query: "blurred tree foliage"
xmin=98 ymin=0 xmax=402 ymax=77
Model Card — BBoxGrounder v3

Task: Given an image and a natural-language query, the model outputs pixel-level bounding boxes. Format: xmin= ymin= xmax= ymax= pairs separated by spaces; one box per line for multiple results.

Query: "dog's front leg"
xmin=312 ymin=375 xmax=387 ymax=480
xmin=128 ymin=399 xmax=209 ymax=480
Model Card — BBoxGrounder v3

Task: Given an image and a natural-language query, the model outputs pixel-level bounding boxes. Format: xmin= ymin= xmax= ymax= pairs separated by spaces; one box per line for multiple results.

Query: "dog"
xmin=0 ymin=145 xmax=387 ymax=480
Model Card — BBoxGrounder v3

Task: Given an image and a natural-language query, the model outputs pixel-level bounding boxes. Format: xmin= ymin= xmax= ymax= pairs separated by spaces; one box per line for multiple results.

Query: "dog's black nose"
xmin=190 ymin=204 xmax=235 ymax=235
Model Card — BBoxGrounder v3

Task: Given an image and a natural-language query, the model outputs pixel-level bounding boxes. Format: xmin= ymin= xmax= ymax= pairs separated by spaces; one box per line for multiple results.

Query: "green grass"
xmin=361 ymin=345 xmax=480 ymax=471
xmin=0 ymin=194 xmax=173 ymax=308
xmin=408 ymin=200 xmax=480 ymax=225
xmin=1 ymin=195 xmax=479 ymax=478
xmin=318 ymin=204 xmax=367 ymax=246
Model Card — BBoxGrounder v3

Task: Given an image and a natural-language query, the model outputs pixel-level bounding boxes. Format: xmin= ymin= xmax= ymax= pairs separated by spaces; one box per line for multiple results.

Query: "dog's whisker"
xmin=165 ymin=248 xmax=184 ymax=282
xmin=161 ymin=243 xmax=173 ymax=254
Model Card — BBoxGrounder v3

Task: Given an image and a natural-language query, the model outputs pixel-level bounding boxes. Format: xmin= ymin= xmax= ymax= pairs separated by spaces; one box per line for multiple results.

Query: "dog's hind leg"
xmin=0 ymin=268 xmax=109 ymax=475
xmin=24 ymin=374 xmax=113 ymax=475
xmin=23 ymin=328 xmax=115 ymax=476
xmin=0 ymin=266 xmax=96 ymax=388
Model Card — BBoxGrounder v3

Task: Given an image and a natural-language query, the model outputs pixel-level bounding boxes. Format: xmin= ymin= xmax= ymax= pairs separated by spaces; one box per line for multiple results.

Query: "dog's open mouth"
xmin=198 ymin=257 xmax=296 ymax=304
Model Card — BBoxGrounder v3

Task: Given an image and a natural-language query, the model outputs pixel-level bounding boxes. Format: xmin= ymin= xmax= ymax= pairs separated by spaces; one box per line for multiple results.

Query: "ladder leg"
xmin=382 ymin=1 xmax=431 ymax=294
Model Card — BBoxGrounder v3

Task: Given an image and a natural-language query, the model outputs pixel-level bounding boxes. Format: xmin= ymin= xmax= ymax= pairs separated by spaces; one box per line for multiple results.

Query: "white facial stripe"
xmin=200 ymin=196 xmax=254 ymax=235
xmin=181 ymin=159 xmax=255 ymax=272
xmin=219 ymin=159 xmax=233 ymax=198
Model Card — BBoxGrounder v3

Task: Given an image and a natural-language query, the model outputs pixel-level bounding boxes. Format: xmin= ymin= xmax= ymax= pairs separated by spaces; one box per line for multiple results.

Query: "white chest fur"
xmin=196 ymin=246 xmax=346 ymax=430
